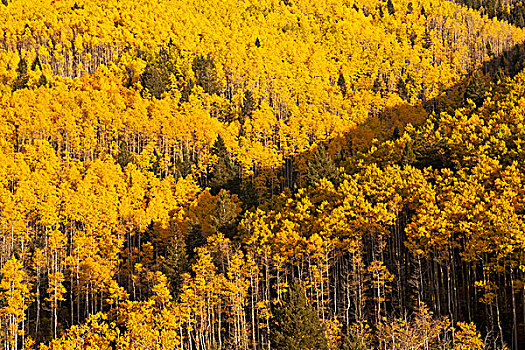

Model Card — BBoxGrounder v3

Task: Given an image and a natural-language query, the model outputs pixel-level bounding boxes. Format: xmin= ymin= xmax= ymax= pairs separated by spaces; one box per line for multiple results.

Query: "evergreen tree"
xmin=141 ymin=47 xmax=181 ymax=98
xmin=192 ymin=55 xmax=221 ymax=95
xmin=255 ymin=37 xmax=261 ymax=48
xmin=464 ymin=72 xmax=487 ymax=107
xmin=116 ymin=140 xmax=133 ymax=168
xmin=210 ymin=190 xmax=241 ymax=239
xmin=337 ymin=72 xmax=347 ymax=98
xmin=209 ymin=135 xmax=240 ymax=195
xmin=185 ymin=223 xmax=206 ymax=263
xmin=305 ymin=147 xmax=340 ymax=187
xmin=271 ymin=282 xmax=329 ymax=350
xmin=392 ymin=126 xmax=400 ymax=140
xmin=241 ymin=90 xmax=256 ymax=119
xmin=341 ymin=326 xmax=369 ymax=350
xmin=180 ymin=79 xmax=194 ymax=103
xmin=31 ymin=56 xmax=42 ymax=71
xmin=387 ymin=0 xmax=395 ymax=15
xmin=397 ymin=77 xmax=408 ymax=99
xmin=141 ymin=63 xmax=170 ymax=98
xmin=37 ymin=74 xmax=48 ymax=88
xmin=239 ymin=179 xmax=258 ymax=210
xmin=401 ymin=141 xmax=415 ymax=167
xmin=13 ymin=58 xmax=29 ymax=91
xmin=162 ymin=234 xmax=188 ymax=293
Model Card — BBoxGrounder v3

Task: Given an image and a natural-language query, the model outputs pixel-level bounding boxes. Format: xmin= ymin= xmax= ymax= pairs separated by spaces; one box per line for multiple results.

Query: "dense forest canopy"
xmin=1 ymin=0 xmax=525 ymax=349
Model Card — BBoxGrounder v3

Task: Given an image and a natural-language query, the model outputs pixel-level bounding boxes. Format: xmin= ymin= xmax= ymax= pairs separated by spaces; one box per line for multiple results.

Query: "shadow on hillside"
xmin=237 ymin=38 xmax=525 ymax=348
xmin=300 ymin=39 xmax=525 ymax=175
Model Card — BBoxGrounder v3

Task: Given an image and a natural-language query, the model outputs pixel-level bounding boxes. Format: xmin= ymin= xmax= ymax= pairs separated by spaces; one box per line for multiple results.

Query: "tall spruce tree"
xmin=192 ymin=55 xmax=221 ymax=95
xmin=337 ymin=72 xmax=347 ymax=98
xmin=271 ymin=282 xmax=329 ymax=350
xmin=464 ymin=72 xmax=487 ymax=107
xmin=305 ymin=147 xmax=340 ymax=187
xmin=209 ymin=135 xmax=239 ymax=195
xmin=13 ymin=58 xmax=29 ymax=91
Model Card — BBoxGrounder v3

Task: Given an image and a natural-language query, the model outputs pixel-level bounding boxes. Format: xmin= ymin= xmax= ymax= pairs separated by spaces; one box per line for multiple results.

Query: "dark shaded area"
xmin=454 ymin=0 xmax=525 ymax=28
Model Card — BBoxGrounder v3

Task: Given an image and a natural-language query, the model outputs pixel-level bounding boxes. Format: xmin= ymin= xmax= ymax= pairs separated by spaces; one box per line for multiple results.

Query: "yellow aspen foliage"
xmin=454 ymin=322 xmax=484 ymax=350
xmin=151 ymin=271 xmax=172 ymax=308
xmin=0 ymin=257 xmax=30 ymax=350
xmin=40 ymin=313 xmax=118 ymax=350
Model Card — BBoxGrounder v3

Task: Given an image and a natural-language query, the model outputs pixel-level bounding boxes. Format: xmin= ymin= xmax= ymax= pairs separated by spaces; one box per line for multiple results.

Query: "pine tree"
xmin=141 ymin=64 xmax=170 ymax=99
xmin=464 ymin=72 xmax=487 ymax=107
xmin=192 ymin=55 xmax=221 ymax=95
xmin=241 ymin=90 xmax=256 ymax=119
xmin=337 ymin=73 xmax=347 ymax=98
xmin=397 ymin=77 xmax=408 ymax=99
xmin=209 ymin=135 xmax=239 ymax=195
xmin=387 ymin=0 xmax=395 ymax=15
xmin=271 ymin=282 xmax=328 ymax=350
xmin=13 ymin=58 xmax=29 ymax=91
xmin=305 ymin=147 xmax=340 ymax=187
xmin=31 ymin=56 xmax=42 ymax=71
xmin=162 ymin=234 xmax=189 ymax=293
xmin=401 ymin=141 xmax=415 ymax=167
xmin=210 ymin=190 xmax=241 ymax=238
xmin=37 ymin=74 xmax=47 ymax=87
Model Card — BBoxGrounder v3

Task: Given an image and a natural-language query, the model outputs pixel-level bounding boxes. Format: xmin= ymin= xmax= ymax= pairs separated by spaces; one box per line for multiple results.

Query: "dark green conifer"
xmin=241 ymin=90 xmax=256 ymax=119
xmin=163 ymin=234 xmax=189 ymax=293
xmin=401 ymin=141 xmax=415 ymax=167
xmin=305 ymin=147 xmax=340 ymax=187
xmin=392 ymin=126 xmax=400 ymax=140
xmin=209 ymin=135 xmax=239 ymax=195
xmin=387 ymin=0 xmax=395 ymax=15
xmin=192 ymin=55 xmax=221 ymax=95
xmin=464 ymin=72 xmax=487 ymax=107
xmin=13 ymin=58 xmax=29 ymax=91
xmin=397 ymin=77 xmax=408 ymax=99
xmin=337 ymin=72 xmax=347 ymax=98
xmin=271 ymin=282 xmax=329 ymax=350
xmin=211 ymin=190 xmax=240 ymax=238
xmin=141 ymin=64 xmax=170 ymax=99
xmin=116 ymin=141 xmax=133 ymax=168
xmin=31 ymin=56 xmax=42 ymax=71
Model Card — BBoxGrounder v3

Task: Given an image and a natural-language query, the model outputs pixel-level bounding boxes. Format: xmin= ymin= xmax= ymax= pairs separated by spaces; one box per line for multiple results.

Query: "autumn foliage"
xmin=0 ymin=0 xmax=525 ymax=349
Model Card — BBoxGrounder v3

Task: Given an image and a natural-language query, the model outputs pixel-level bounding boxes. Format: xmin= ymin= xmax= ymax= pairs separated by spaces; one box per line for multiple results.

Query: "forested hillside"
xmin=1 ymin=0 xmax=525 ymax=349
